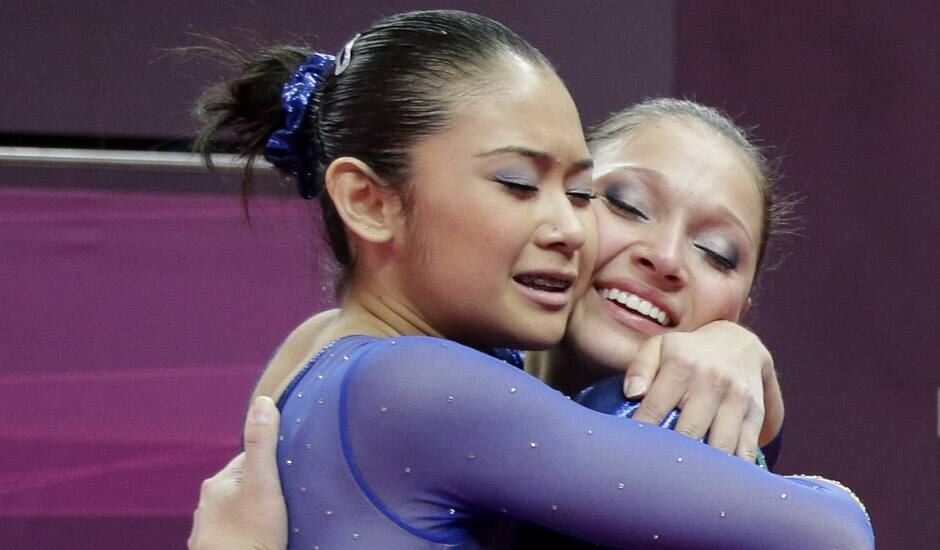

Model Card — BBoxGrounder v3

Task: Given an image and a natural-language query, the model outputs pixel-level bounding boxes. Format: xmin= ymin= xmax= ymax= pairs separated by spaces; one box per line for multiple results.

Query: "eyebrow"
xmin=476 ymin=146 xmax=594 ymax=173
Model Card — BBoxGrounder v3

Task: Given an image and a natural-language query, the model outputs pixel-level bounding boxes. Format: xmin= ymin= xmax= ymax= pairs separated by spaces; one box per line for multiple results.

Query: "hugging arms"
xmin=187 ymin=9 xmax=868 ymax=549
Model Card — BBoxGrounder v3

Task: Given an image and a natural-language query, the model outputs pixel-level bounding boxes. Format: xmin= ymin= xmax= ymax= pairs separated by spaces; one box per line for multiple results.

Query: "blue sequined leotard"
xmin=276 ymin=335 xmax=873 ymax=549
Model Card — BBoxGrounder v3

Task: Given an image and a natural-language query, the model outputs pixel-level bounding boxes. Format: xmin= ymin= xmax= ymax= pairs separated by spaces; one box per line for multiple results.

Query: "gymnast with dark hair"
xmin=188 ymin=9 xmax=872 ymax=549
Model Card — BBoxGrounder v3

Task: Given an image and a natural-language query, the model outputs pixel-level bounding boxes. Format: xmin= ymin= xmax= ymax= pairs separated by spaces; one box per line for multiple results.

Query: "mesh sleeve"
xmin=342 ymin=337 xmax=873 ymax=549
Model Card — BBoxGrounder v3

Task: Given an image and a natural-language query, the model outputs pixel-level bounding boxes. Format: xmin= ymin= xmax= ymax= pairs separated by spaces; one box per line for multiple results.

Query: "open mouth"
xmin=598 ymin=287 xmax=674 ymax=327
xmin=513 ymin=274 xmax=573 ymax=293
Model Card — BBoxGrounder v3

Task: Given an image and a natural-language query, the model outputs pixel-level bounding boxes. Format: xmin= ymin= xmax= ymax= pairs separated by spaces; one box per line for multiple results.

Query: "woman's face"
xmin=395 ymin=59 xmax=597 ymax=351
xmin=563 ymin=119 xmax=763 ymax=370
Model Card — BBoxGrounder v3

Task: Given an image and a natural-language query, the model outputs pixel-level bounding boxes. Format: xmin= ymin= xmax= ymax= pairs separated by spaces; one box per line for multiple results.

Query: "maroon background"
xmin=1 ymin=1 xmax=936 ymax=548
xmin=675 ymin=3 xmax=939 ymax=548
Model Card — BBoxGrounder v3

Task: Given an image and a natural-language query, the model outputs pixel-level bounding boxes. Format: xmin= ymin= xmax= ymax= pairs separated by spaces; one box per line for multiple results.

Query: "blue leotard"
xmin=276 ymin=335 xmax=873 ymax=549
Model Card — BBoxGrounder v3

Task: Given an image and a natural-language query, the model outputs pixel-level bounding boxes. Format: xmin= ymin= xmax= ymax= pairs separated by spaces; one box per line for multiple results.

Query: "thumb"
xmin=623 ymin=336 xmax=662 ymax=399
xmin=242 ymin=395 xmax=283 ymax=492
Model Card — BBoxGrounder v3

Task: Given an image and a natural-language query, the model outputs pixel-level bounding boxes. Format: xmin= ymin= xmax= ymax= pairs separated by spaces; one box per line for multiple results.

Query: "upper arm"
xmin=343 ymin=338 xmax=872 ymax=549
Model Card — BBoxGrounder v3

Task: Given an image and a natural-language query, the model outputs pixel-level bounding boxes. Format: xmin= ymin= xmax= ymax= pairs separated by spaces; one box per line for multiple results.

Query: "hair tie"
xmin=264 ymin=52 xmax=336 ymax=199
xmin=334 ymin=34 xmax=361 ymax=76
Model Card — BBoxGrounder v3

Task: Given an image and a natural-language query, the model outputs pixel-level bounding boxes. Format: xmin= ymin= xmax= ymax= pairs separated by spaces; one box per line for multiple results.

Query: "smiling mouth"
xmin=598 ymin=287 xmax=674 ymax=327
xmin=513 ymin=274 xmax=573 ymax=292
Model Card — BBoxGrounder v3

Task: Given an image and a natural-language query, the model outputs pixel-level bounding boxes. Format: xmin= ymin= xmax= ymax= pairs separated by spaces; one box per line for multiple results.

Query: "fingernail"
xmin=250 ymin=396 xmax=275 ymax=425
xmin=624 ymin=376 xmax=648 ymax=398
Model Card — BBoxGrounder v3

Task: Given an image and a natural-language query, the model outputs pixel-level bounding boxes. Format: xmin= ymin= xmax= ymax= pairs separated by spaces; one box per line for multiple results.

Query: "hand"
xmin=623 ymin=320 xmax=784 ymax=461
xmin=188 ymin=396 xmax=288 ymax=550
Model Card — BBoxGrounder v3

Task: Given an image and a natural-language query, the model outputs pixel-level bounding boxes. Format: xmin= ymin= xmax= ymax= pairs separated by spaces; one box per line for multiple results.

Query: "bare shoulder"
xmin=251 ymin=309 xmax=342 ymax=402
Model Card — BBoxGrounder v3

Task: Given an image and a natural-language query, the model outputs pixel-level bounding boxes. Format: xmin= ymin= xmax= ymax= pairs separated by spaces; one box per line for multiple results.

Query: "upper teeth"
xmin=599 ymin=288 xmax=671 ymax=326
xmin=519 ymin=275 xmax=568 ymax=289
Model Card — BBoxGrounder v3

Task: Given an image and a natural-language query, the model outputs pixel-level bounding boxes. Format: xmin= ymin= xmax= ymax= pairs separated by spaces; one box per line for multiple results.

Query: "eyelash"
xmin=496 ymin=178 xmax=597 ymax=204
xmin=694 ymin=244 xmax=738 ymax=271
xmin=566 ymin=188 xmax=598 ymax=205
xmin=495 ymin=177 xmax=538 ymax=193
xmin=602 ymin=192 xmax=649 ymax=220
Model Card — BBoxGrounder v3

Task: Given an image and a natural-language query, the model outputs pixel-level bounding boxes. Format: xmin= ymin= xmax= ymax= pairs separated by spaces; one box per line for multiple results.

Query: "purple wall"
xmin=0 ymin=0 xmax=675 ymax=138
xmin=675 ymin=2 xmax=940 ymax=548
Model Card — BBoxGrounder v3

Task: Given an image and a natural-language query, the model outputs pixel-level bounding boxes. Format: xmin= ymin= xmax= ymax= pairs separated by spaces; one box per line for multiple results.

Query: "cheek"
xmin=591 ymin=206 xmax=630 ymax=270
xmin=577 ymin=208 xmax=600 ymax=281
xmin=691 ymin=275 xmax=751 ymax=325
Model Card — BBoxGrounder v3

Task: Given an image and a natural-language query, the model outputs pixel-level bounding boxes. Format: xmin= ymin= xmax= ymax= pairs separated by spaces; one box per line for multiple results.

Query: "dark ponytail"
xmin=193 ymin=10 xmax=551 ymax=274
xmin=193 ymin=44 xmax=311 ymax=194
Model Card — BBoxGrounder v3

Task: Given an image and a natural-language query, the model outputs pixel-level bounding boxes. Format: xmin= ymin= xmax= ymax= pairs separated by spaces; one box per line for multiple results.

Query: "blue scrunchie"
xmin=264 ymin=53 xmax=336 ymax=199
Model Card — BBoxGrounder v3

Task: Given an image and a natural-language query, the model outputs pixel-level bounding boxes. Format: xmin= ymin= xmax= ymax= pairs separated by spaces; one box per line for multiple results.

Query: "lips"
xmin=513 ymin=273 xmax=572 ymax=292
xmin=596 ymin=286 xmax=675 ymax=327
xmin=512 ymin=271 xmax=577 ymax=309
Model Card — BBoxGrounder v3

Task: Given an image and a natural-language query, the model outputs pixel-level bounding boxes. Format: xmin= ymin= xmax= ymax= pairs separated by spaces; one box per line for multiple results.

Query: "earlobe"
xmin=324 ymin=157 xmax=402 ymax=244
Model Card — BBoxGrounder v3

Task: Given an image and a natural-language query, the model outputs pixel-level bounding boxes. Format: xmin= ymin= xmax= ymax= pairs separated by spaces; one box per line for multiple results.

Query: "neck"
xmin=528 ymin=340 xmax=617 ymax=396
xmin=318 ymin=276 xmax=443 ymax=344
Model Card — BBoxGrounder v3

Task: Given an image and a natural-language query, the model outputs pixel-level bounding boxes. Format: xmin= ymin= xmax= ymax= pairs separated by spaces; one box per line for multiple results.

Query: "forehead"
xmin=594 ymin=119 xmax=763 ymax=236
xmin=433 ymin=58 xmax=589 ymax=160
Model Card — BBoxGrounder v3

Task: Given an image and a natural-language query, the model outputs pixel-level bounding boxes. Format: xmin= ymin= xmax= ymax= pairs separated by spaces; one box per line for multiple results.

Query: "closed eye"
xmin=694 ymin=244 xmax=738 ymax=271
xmin=566 ymin=188 xmax=597 ymax=206
xmin=601 ymin=193 xmax=649 ymax=220
xmin=495 ymin=177 xmax=538 ymax=193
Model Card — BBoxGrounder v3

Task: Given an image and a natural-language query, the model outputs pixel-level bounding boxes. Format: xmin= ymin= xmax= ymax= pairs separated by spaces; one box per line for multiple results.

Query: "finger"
xmin=700 ymin=390 xmax=750 ymax=455
xmin=187 ymin=508 xmax=201 ymax=549
xmin=672 ymin=387 xmax=722 ymax=443
xmin=215 ymin=452 xmax=246 ymax=484
xmin=623 ymin=336 xmax=662 ymax=399
xmin=735 ymin=402 xmax=765 ymax=463
xmin=242 ymin=396 xmax=283 ymax=492
xmin=630 ymin=357 xmax=687 ymax=425
xmin=219 ymin=453 xmax=245 ymax=487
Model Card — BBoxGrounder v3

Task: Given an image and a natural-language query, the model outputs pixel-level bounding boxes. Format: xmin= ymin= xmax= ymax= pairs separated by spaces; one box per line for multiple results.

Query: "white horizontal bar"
xmin=0 ymin=146 xmax=274 ymax=173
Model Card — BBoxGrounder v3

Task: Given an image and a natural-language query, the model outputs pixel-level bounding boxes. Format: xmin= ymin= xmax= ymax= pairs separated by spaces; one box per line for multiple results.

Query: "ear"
xmin=324 ymin=157 xmax=404 ymax=244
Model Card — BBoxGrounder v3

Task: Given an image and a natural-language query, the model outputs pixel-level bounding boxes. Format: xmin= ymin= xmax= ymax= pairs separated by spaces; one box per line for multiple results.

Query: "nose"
xmin=534 ymin=193 xmax=588 ymax=257
xmin=632 ymin=226 xmax=687 ymax=289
